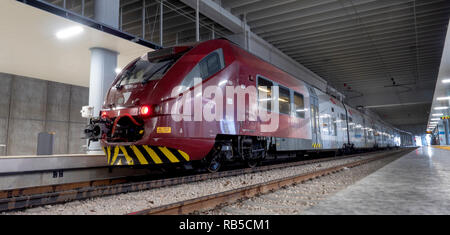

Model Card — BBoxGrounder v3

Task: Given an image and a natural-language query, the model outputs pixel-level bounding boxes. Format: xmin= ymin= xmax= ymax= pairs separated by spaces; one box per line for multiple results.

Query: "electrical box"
xmin=81 ymin=106 xmax=95 ymax=118
xmin=37 ymin=132 xmax=54 ymax=155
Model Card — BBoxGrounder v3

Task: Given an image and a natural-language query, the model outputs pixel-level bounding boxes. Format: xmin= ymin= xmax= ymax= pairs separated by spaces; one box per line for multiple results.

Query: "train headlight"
xmin=101 ymin=111 xmax=108 ymax=119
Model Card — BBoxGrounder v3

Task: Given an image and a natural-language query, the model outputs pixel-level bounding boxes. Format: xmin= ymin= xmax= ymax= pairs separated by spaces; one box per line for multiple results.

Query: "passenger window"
xmin=200 ymin=52 xmax=221 ymax=78
xmin=258 ymin=77 xmax=273 ymax=112
xmin=348 ymin=117 xmax=354 ymax=132
xmin=332 ymin=117 xmax=337 ymax=136
xmin=322 ymin=114 xmax=331 ymax=135
xmin=279 ymin=86 xmax=291 ymax=115
xmin=355 ymin=123 xmax=361 ymax=138
xmin=178 ymin=48 xmax=225 ymax=92
xmin=294 ymin=92 xmax=305 ymax=118
xmin=340 ymin=114 xmax=346 ymax=128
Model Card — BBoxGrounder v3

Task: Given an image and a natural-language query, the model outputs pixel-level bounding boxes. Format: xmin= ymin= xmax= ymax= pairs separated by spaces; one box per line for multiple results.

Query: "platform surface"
xmin=304 ymin=147 xmax=450 ymax=215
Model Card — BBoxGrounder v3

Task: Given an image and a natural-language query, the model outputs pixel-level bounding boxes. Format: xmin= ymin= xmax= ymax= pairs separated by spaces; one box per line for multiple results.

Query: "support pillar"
xmin=88 ymin=0 xmax=120 ymax=153
xmin=89 ymin=48 xmax=118 ymax=117
xmin=94 ymin=0 xmax=120 ymax=28
xmin=196 ymin=0 xmax=200 ymax=42
xmin=160 ymin=0 xmax=164 ymax=46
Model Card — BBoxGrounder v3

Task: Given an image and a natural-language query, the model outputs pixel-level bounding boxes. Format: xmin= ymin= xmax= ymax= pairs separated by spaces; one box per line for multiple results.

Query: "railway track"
xmin=129 ymin=148 xmax=413 ymax=215
xmin=0 ymin=149 xmax=408 ymax=213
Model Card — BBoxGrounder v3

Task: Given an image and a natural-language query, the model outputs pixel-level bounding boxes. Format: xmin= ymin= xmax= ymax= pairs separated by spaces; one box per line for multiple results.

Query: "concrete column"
xmin=160 ymin=0 xmax=164 ymax=46
xmin=94 ymin=0 xmax=120 ymax=28
xmin=89 ymin=48 xmax=118 ymax=117
xmin=142 ymin=0 xmax=146 ymax=39
xmin=88 ymin=0 xmax=120 ymax=152
xmin=196 ymin=0 xmax=200 ymax=42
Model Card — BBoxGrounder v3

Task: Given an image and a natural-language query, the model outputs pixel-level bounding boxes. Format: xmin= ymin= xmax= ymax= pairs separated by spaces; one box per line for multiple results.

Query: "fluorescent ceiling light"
xmin=434 ymin=107 xmax=449 ymax=110
xmin=443 ymin=79 xmax=450 ymax=84
xmin=431 ymin=118 xmax=440 ymax=121
xmin=56 ymin=26 xmax=84 ymax=39
xmin=437 ymin=96 xmax=450 ymax=101
xmin=432 ymin=113 xmax=444 ymax=116
xmin=429 ymin=122 xmax=438 ymax=124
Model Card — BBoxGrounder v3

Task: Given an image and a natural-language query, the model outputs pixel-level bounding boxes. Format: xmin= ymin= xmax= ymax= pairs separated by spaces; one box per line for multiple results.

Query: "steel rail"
xmin=129 ymin=149 xmax=413 ymax=215
xmin=0 ymin=149 xmax=408 ymax=213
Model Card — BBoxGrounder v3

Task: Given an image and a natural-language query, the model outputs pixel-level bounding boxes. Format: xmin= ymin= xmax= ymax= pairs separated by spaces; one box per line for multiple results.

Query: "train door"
xmin=308 ymin=88 xmax=322 ymax=149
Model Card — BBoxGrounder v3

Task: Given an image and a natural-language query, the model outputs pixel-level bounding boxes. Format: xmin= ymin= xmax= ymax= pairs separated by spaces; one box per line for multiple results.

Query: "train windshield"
xmin=117 ymin=57 xmax=176 ymax=86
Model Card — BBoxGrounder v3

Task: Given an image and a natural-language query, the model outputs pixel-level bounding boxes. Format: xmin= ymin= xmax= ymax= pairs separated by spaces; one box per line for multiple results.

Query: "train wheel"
xmin=247 ymin=159 xmax=259 ymax=168
xmin=206 ymin=157 xmax=221 ymax=173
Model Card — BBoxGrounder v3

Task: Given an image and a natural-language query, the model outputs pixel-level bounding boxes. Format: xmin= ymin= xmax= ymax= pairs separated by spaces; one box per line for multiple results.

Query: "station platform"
xmin=304 ymin=146 xmax=450 ymax=215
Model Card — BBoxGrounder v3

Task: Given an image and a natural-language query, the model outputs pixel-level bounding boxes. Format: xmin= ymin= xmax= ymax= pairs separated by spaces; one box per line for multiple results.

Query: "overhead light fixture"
xmin=432 ymin=113 xmax=444 ymax=116
xmin=431 ymin=118 xmax=440 ymax=121
xmin=443 ymin=79 xmax=450 ymax=84
xmin=56 ymin=26 xmax=84 ymax=39
xmin=437 ymin=96 xmax=450 ymax=101
xmin=434 ymin=107 xmax=449 ymax=110
xmin=429 ymin=122 xmax=438 ymax=124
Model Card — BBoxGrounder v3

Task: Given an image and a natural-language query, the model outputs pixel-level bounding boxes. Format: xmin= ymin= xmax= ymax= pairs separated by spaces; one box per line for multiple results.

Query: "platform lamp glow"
xmin=437 ymin=96 xmax=450 ymax=101
xmin=434 ymin=107 xmax=449 ymax=110
xmin=56 ymin=26 xmax=84 ymax=39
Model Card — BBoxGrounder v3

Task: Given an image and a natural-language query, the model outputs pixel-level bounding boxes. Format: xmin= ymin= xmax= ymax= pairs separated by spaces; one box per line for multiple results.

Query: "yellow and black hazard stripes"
xmin=312 ymin=143 xmax=322 ymax=149
xmin=102 ymin=145 xmax=190 ymax=166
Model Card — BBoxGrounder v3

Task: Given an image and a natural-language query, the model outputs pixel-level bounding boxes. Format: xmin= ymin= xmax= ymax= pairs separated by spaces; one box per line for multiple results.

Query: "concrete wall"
xmin=0 ymin=72 xmax=88 ymax=156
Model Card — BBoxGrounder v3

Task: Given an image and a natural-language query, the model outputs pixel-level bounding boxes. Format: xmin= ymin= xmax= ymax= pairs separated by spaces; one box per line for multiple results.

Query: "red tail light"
xmin=101 ymin=111 xmax=108 ymax=119
xmin=139 ymin=105 xmax=152 ymax=117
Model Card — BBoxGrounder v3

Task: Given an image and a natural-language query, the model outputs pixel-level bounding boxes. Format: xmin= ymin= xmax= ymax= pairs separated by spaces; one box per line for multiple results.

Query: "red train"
xmin=85 ymin=39 xmax=406 ymax=172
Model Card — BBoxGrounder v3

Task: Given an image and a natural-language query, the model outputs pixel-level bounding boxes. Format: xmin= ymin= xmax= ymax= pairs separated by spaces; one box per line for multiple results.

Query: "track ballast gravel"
xmin=203 ymin=153 xmax=403 ymax=215
xmin=6 ymin=153 xmax=398 ymax=215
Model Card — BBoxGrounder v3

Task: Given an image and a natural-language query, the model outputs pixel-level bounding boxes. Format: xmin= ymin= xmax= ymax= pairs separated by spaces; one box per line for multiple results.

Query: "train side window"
xmin=257 ymin=77 xmax=273 ymax=111
xmin=355 ymin=123 xmax=361 ymax=138
xmin=332 ymin=117 xmax=337 ymax=136
xmin=178 ymin=49 xmax=225 ymax=92
xmin=199 ymin=50 xmax=223 ymax=79
xmin=294 ymin=92 xmax=305 ymax=118
xmin=279 ymin=86 xmax=291 ymax=115
xmin=340 ymin=114 xmax=346 ymax=128
xmin=348 ymin=117 xmax=354 ymax=132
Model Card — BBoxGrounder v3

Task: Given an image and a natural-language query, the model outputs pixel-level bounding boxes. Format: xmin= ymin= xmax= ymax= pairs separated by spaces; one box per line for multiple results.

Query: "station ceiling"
xmin=223 ymin=0 xmax=450 ymax=134
xmin=0 ymin=0 xmax=152 ymax=87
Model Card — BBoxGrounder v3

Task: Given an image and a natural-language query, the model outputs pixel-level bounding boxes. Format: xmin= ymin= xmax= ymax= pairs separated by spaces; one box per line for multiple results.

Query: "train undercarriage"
xmin=201 ymin=135 xmax=395 ymax=173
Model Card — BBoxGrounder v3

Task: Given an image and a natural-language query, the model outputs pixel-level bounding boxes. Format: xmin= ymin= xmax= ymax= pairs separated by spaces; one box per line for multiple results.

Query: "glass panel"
xmin=279 ymin=87 xmax=291 ymax=115
xmin=179 ymin=65 xmax=202 ymax=89
xmin=332 ymin=117 xmax=337 ymax=136
xmin=117 ymin=58 xmax=176 ymax=86
xmin=178 ymin=49 xmax=224 ymax=92
xmin=294 ymin=92 xmax=305 ymax=118
xmin=258 ymin=78 xmax=273 ymax=112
